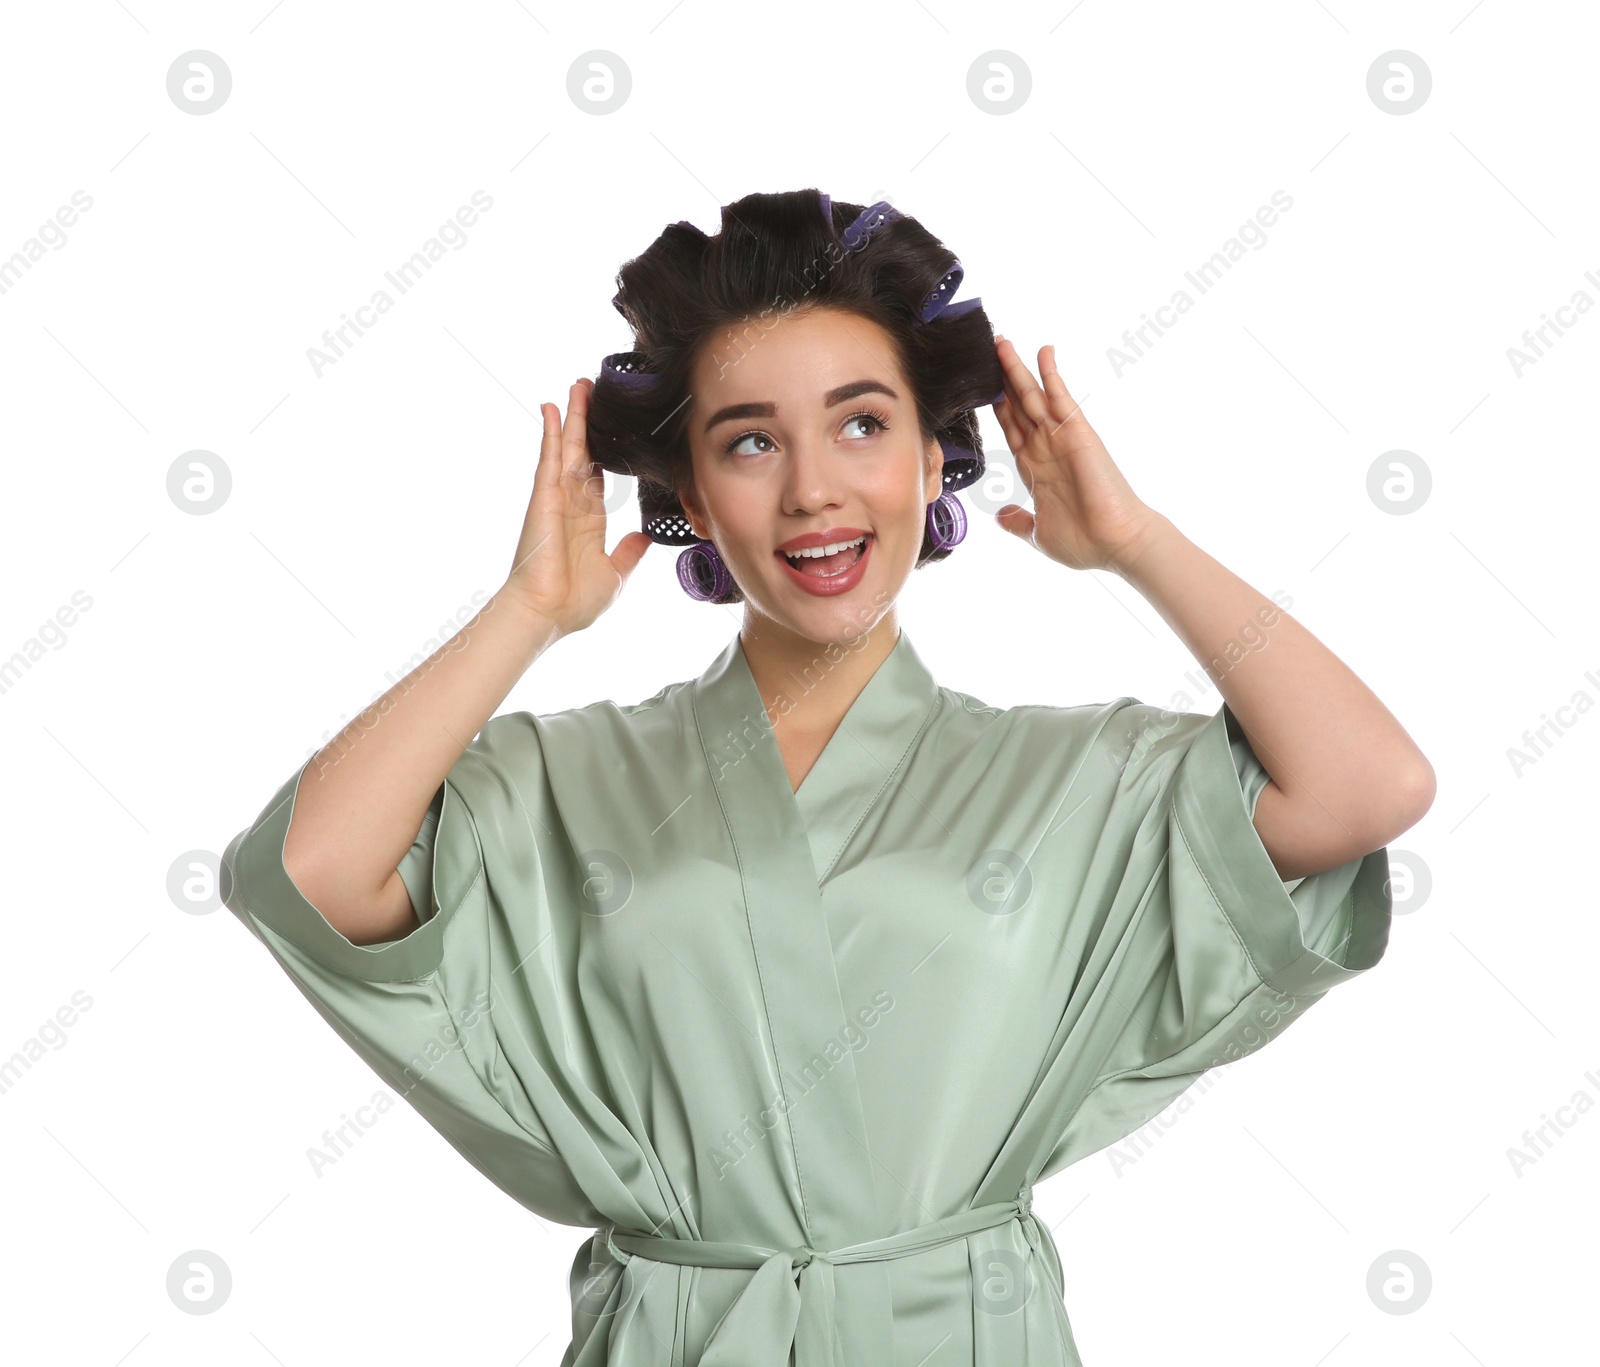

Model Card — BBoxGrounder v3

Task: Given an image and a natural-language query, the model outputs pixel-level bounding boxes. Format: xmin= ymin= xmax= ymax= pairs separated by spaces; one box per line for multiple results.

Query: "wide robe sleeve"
xmin=1031 ymin=697 xmax=1394 ymax=1179
xmin=218 ymin=712 xmax=607 ymax=1228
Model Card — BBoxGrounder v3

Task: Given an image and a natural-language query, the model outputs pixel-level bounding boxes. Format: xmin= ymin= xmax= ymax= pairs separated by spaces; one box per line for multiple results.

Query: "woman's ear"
xmin=678 ymin=480 xmax=708 ymax=541
xmin=923 ymin=435 xmax=945 ymax=503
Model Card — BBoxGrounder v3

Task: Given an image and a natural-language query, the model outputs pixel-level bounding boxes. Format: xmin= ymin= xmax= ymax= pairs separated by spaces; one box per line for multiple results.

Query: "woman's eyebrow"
xmin=702 ymin=379 xmax=899 ymax=433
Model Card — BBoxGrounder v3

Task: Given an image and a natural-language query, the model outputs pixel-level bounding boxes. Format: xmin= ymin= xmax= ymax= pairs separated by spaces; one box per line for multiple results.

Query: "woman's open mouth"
xmin=776 ymin=533 xmax=872 ymax=597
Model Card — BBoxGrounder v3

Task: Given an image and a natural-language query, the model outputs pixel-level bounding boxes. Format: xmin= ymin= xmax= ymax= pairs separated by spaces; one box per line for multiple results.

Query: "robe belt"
xmin=598 ymin=1185 xmax=1039 ymax=1367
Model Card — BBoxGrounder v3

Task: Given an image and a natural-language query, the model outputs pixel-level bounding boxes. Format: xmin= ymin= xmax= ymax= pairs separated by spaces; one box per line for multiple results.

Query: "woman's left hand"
xmin=990 ymin=337 xmax=1160 ymax=574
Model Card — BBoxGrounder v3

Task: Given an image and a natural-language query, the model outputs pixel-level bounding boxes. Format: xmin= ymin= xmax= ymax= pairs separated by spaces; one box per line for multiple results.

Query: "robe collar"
xmin=691 ymin=626 xmax=942 ymax=883
xmin=686 ymin=624 xmax=942 ymax=1277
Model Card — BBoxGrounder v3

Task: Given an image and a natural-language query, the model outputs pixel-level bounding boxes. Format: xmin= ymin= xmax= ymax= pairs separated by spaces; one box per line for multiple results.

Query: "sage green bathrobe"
xmin=220 ymin=628 xmax=1392 ymax=1366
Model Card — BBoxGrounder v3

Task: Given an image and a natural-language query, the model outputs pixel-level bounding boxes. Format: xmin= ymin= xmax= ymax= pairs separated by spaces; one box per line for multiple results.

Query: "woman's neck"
xmin=738 ymin=611 xmax=902 ymax=743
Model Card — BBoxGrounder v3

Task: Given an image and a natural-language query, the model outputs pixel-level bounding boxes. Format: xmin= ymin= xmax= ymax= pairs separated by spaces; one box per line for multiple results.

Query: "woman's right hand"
xmin=504 ymin=377 xmax=654 ymax=638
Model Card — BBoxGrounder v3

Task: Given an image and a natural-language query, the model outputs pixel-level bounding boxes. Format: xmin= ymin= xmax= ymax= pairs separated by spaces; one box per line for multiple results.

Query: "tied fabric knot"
xmin=1015 ymin=1184 xmax=1042 ymax=1255
xmin=601 ymin=1192 xmax=1043 ymax=1367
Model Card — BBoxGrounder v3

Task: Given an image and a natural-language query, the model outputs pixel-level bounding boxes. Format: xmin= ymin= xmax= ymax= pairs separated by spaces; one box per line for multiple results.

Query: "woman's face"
xmin=679 ymin=306 xmax=943 ymax=645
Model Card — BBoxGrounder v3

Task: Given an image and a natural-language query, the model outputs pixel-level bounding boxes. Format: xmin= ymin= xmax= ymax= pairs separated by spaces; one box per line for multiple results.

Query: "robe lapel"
xmin=694 ymin=628 xmax=942 ymax=884
xmin=790 ymin=634 xmax=943 ymax=884
xmin=691 ymin=628 xmax=940 ymax=1358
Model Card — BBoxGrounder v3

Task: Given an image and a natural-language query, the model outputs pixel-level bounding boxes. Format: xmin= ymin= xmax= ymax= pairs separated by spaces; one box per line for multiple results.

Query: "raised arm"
xmin=988 ymin=336 xmax=1434 ymax=880
xmin=282 ymin=377 xmax=651 ymax=945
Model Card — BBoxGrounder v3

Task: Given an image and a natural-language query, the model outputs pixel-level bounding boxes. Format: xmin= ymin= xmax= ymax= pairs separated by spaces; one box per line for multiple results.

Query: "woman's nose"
xmin=780 ymin=442 xmax=846 ymax=510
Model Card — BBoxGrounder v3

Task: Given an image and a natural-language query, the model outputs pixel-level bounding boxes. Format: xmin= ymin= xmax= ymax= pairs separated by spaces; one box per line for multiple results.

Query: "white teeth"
xmin=783 ymin=535 xmax=867 ymax=561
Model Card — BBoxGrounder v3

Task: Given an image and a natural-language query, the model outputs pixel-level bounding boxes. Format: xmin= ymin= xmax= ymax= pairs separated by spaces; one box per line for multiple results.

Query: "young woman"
xmin=222 ymin=189 xmax=1432 ymax=1366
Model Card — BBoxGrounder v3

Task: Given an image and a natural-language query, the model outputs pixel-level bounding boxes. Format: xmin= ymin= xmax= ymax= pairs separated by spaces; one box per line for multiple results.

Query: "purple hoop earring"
xmin=927 ymin=490 xmax=967 ymax=550
xmin=676 ymin=540 xmax=734 ymax=601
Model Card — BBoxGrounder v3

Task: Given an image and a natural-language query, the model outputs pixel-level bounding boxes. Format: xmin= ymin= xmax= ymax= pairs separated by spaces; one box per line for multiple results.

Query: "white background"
xmin=0 ymin=1 xmax=1593 ymax=1363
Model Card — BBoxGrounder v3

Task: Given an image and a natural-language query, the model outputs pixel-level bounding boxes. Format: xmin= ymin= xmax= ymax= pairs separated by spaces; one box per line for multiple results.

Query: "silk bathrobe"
xmin=221 ymin=628 xmax=1392 ymax=1365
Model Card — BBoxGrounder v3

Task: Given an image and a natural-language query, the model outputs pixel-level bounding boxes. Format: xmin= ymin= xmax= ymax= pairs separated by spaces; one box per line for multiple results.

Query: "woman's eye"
xmin=725 ymin=431 xmax=776 ymax=457
xmin=723 ymin=411 xmax=889 ymax=458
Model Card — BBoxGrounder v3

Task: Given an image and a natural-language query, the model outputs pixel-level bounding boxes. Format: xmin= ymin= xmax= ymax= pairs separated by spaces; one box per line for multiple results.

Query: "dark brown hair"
xmin=586 ymin=188 xmax=1004 ymax=605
